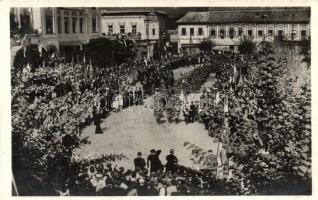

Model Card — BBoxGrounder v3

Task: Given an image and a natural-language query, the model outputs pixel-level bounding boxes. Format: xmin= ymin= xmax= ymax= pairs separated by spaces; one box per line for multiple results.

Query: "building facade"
xmin=176 ymin=8 xmax=310 ymax=53
xmin=10 ymin=7 xmax=102 ymax=54
xmin=101 ymin=10 xmax=168 ymax=59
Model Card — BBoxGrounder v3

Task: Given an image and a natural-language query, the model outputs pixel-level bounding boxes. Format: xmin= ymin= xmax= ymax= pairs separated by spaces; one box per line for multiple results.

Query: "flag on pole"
xmin=229 ymin=86 xmax=233 ymax=93
xmin=224 ymin=95 xmax=229 ymax=113
xmin=144 ymin=57 xmax=148 ymax=66
xmin=238 ymin=74 xmax=243 ymax=85
xmin=26 ymin=62 xmax=31 ymax=72
xmin=215 ymin=91 xmax=220 ymax=105
xmin=23 ymin=47 xmax=26 ymax=58
xmin=83 ymin=52 xmax=86 ymax=63
xmin=89 ymin=59 xmax=93 ymax=79
xmin=38 ymin=44 xmax=43 ymax=57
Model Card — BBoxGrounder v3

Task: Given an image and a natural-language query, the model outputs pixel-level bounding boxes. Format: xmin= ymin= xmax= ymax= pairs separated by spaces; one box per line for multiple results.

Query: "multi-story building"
xmin=10 ymin=7 xmax=102 ymax=56
xmin=101 ymin=9 xmax=168 ymax=59
xmin=176 ymin=7 xmax=310 ymax=53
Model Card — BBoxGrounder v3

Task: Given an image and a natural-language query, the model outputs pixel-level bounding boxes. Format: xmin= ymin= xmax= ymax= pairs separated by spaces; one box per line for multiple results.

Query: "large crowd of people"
xmin=12 ymin=39 xmax=311 ymax=195
xmin=62 ymin=148 xmax=231 ymax=196
xmin=11 ymin=51 xmax=209 ymax=195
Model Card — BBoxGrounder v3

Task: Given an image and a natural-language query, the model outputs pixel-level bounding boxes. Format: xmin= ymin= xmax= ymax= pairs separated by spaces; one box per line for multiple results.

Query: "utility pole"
xmin=291 ymin=9 xmax=295 ymax=60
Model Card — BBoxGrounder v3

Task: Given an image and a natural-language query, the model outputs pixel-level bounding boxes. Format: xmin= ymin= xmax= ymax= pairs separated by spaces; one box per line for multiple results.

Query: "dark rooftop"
xmin=101 ymin=8 xmax=167 ymax=16
xmin=176 ymin=7 xmax=310 ymax=24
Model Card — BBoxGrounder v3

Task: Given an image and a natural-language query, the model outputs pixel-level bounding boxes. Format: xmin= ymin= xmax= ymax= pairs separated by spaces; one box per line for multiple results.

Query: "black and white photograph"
xmin=6 ymin=4 xmax=313 ymax=196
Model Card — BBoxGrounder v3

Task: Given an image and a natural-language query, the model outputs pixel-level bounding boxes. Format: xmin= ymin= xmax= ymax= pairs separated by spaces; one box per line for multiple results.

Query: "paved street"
xmin=77 ymin=69 xmax=217 ymax=170
xmin=78 ymin=101 xmax=217 ymax=170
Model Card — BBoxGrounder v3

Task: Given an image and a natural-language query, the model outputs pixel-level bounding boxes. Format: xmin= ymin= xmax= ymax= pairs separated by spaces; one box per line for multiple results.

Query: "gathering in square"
xmin=10 ymin=7 xmax=311 ymax=196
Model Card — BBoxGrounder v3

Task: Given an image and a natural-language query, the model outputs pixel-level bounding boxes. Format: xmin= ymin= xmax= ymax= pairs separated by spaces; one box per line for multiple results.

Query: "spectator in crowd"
xmin=189 ymin=102 xmax=197 ymax=123
xmin=93 ymin=106 xmax=103 ymax=134
xmin=165 ymin=149 xmax=178 ymax=173
xmin=147 ymin=149 xmax=163 ymax=174
xmin=134 ymin=152 xmax=146 ymax=171
xmin=203 ymin=150 xmax=217 ymax=171
xmin=190 ymin=149 xmax=203 ymax=171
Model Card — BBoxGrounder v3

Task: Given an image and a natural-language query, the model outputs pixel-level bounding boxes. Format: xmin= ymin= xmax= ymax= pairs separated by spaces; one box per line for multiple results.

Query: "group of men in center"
xmin=134 ymin=149 xmax=178 ymax=174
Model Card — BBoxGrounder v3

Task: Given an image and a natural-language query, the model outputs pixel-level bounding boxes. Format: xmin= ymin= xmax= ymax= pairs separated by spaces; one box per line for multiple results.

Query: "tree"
xmin=238 ymin=36 xmax=256 ymax=54
xmin=299 ymin=37 xmax=311 ymax=66
xmin=198 ymin=38 xmax=215 ymax=54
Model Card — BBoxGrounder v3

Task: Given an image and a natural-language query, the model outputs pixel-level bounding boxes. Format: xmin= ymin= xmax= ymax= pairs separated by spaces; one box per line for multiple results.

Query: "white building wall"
xmin=39 ymin=8 xmax=101 ymax=49
xmin=178 ymin=25 xmax=208 ymax=42
xmin=101 ymin=15 xmax=147 ymax=39
xmin=147 ymin=21 xmax=160 ymax=40
xmin=31 ymin=8 xmax=42 ymax=33
xmin=177 ymin=22 xmax=310 ymax=52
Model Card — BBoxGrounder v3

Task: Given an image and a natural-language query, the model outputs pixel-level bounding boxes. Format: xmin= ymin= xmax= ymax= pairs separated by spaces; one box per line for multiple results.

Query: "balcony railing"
xmin=102 ymin=33 xmax=141 ymax=40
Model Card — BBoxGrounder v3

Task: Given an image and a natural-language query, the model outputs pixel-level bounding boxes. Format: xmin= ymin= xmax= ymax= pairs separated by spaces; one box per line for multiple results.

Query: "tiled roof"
xmin=176 ymin=12 xmax=209 ymax=23
xmin=176 ymin=8 xmax=310 ymax=24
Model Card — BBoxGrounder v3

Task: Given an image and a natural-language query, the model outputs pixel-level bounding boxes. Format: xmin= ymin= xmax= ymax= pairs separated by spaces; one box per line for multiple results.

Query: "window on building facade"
xmin=220 ymin=29 xmax=225 ymax=39
xmin=190 ymin=28 xmax=194 ymax=36
xmin=198 ymin=28 xmax=203 ymax=36
xmin=79 ymin=18 xmax=84 ymax=33
xmin=64 ymin=17 xmax=69 ymax=34
xmin=45 ymin=15 xmax=53 ymax=34
xmin=45 ymin=9 xmax=53 ymax=34
xmin=120 ymin=25 xmax=125 ymax=34
xmin=238 ymin=28 xmax=243 ymax=36
xmin=132 ymin=25 xmax=137 ymax=34
xmin=152 ymin=28 xmax=155 ymax=36
xmin=258 ymin=30 xmax=263 ymax=37
xmin=57 ymin=16 xmax=61 ymax=34
xmin=301 ymin=30 xmax=307 ymax=38
xmin=278 ymin=30 xmax=284 ymax=36
xmin=268 ymin=30 xmax=273 ymax=36
xmin=291 ymin=30 xmax=296 ymax=39
xmin=72 ymin=17 xmax=77 ymax=33
xmin=108 ymin=25 xmax=113 ymax=34
xmin=229 ymin=28 xmax=234 ymax=39
xmin=92 ymin=16 xmax=97 ymax=33
xmin=210 ymin=29 xmax=216 ymax=37
xmin=181 ymin=28 xmax=186 ymax=36
xmin=248 ymin=29 xmax=253 ymax=36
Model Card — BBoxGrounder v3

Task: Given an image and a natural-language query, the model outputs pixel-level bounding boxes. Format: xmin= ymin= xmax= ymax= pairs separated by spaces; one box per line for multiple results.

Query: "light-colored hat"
xmin=139 ymin=178 xmax=145 ymax=184
xmin=95 ymin=174 xmax=103 ymax=179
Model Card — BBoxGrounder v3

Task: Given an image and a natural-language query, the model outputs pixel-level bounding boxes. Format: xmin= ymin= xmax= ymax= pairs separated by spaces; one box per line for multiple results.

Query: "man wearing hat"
xmin=134 ymin=152 xmax=146 ymax=172
xmin=166 ymin=149 xmax=178 ymax=173
xmin=147 ymin=149 xmax=163 ymax=174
